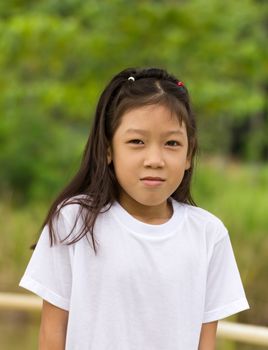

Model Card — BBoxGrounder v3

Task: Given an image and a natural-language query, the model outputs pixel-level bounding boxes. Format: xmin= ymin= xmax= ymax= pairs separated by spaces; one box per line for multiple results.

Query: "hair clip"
xmin=128 ymin=76 xmax=135 ymax=82
xmin=177 ymin=81 xmax=184 ymax=87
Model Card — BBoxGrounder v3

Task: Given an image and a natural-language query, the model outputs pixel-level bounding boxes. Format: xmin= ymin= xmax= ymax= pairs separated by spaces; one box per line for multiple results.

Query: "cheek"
xmin=113 ymin=148 xmax=140 ymax=166
xmin=113 ymin=155 xmax=134 ymax=178
xmin=170 ymin=157 xmax=190 ymax=176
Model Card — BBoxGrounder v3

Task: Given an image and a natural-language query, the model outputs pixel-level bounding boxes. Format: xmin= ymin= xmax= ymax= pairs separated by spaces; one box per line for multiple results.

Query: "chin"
xmin=135 ymin=197 xmax=169 ymax=207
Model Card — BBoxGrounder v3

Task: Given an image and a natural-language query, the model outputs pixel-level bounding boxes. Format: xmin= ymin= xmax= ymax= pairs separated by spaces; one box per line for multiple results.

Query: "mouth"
xmin=140 ymin=177 xmax=165 ymax=187
xmin=141 ymin=177 xmax=165 ymax=181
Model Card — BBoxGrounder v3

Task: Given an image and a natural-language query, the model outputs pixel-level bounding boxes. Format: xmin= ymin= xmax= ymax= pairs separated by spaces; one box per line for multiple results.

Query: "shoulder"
xmin=54 ymin=195 xmax=110 ymax=240
xmin=184 ymin=204 xmax=223 ymax=224
xmin=50 ymin=195 xmax=89 ymax=242
xmin=56 ymin=194 xmax=89 ymax=224
xmin=178 ymin=202 xmax=228 ymax=243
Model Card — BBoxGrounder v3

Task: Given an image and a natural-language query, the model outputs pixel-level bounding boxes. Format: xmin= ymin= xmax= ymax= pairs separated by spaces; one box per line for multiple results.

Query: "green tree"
xmin=0 ymin=0 xmax=267 ymax=202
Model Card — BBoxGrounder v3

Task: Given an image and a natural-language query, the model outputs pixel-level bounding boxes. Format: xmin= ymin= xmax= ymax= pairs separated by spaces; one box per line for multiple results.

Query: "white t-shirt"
xmin=19 ymin=198 xmax=249 ymax=350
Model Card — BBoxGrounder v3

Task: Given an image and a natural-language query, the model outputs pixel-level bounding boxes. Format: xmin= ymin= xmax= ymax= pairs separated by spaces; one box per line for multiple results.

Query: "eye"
xmin=166 ymin=140 xmax=181 ymax=147
xmin=128 ymin=139 xmax=144 ymax=145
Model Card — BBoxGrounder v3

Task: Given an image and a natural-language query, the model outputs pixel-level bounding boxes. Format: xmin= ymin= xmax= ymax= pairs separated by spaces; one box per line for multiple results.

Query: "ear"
xmin=107 ymin=146 xmax=112 ymax=165
xmin=185 ymin=157 xmax=191 ymax=171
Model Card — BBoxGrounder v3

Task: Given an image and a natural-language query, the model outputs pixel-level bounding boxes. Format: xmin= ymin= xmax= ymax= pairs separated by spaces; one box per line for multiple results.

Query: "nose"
xmin=143 ymin=146 xmax=165 ymax=168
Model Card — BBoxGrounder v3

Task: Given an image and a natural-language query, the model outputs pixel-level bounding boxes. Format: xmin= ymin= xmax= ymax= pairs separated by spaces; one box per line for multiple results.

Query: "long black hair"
xmin=40 ymin=67 xmax=198 ymax=255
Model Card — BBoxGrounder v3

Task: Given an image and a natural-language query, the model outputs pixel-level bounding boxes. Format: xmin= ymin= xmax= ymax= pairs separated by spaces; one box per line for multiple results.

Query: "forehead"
xmin=116 ymin=104 xmax=187 ymax=134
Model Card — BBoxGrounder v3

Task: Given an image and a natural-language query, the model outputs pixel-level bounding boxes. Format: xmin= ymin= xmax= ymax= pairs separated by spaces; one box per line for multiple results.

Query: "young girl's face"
xmin=108 ymin=103 xmax=191 ymax=215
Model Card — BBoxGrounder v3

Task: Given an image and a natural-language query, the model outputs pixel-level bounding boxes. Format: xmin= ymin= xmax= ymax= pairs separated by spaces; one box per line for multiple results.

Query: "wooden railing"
xmin=0 ymin=292 xmax=42 ymax=312
xmin=1 ymin=292 xmax=268 ymax=347
xmin=217 ymin=321 xmax=268 ymax=347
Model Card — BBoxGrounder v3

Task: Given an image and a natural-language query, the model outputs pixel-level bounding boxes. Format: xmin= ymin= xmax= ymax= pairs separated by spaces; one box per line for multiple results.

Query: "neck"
xmin=118 ymin=197 xmax=173 ymax=225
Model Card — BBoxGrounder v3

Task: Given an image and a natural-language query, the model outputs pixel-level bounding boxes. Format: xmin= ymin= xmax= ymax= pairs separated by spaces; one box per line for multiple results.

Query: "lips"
xmin=140 ymin=176 xmax=165 ymax=187
xmin=141 ymin=177 xmax=165 ymax=181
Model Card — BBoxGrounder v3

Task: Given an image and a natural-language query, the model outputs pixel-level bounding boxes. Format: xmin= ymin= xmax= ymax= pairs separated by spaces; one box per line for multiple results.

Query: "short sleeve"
xmin=203 ymin=228 xmax=250 ymax=323
xmin=19 ymin=211 xmax=74 ymax=311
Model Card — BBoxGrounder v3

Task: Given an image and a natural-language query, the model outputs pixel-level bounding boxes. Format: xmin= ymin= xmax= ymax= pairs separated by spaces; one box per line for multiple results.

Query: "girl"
xmin=20 ymin=67 xmax=249 ymax=350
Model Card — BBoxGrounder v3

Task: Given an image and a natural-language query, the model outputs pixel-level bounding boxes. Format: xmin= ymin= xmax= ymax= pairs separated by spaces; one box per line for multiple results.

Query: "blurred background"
xmin=0 ymin=0 xmax=267 ymax=349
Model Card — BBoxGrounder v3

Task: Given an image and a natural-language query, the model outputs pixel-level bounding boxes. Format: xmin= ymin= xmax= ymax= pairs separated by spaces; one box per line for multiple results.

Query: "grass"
xmin=193 ymin=157 xmax=268 ymax=239
xmin=0 ymin=199 xmax=47 ymax=291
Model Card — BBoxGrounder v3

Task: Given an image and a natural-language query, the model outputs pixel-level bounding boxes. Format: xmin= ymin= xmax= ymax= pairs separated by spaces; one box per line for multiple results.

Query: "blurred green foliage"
xmin=0 ymin=0 xmax=268 ymax=203
xmin=1 ymin=3 xmax=268 ymax=347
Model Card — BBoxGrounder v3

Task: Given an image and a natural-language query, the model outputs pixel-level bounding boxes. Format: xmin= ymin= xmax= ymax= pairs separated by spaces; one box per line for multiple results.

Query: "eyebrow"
xmin=125 ymin=128 xmax=185 ymax=136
